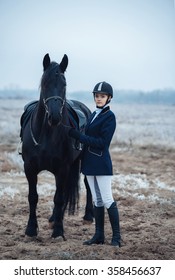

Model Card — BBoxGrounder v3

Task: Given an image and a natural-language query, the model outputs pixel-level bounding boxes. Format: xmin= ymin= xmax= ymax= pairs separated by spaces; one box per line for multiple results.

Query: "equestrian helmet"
xmin=93 ymin=81 xmax=113 ymax=98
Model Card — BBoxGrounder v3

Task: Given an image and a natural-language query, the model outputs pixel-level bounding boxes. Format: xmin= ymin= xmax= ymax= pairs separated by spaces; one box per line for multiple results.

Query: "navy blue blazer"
xmin=79 ymin=106 xmax=116 ymax=175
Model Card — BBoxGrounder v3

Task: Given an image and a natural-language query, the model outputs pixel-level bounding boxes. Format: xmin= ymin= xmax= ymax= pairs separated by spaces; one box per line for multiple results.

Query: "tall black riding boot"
xmin=83 ymin=206 xmax=104 ymax=245
xmin=107 ymin=201 xmax=121 ymax=247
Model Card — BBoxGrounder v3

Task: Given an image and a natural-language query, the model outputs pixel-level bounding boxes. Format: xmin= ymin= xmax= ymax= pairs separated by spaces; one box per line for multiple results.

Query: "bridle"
xmin=43 ymin=95 xmax=65 ymax=117
xmin=30 ymin=95 xmax=66 ymax=146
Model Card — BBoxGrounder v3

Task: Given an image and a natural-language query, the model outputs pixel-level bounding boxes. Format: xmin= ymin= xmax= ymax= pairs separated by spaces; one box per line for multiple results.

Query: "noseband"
xmin=43 ymin=96 xmax=65 ymax=117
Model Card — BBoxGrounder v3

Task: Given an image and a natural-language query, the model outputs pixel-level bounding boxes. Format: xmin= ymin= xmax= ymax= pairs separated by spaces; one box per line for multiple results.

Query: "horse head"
xmin=40 ymin=53 xmax=68 ymax=126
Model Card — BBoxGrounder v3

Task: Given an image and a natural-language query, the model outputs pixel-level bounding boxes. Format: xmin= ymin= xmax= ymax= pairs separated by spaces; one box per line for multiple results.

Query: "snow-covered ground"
xmin=112 ymin=103 xmax=175 ymax=148
xmin=0 ymin=98 xmax=175 ymax=204
xmin=0 ymin=98 xmax=175 ymax=147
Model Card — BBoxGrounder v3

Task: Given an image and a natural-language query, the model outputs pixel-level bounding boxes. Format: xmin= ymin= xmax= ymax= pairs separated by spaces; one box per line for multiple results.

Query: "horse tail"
xmin=63 ymin=157 xmax=80 ymax=215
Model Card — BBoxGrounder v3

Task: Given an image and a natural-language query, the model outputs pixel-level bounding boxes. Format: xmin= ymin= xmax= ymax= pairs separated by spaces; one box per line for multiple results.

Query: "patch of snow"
xmin=0 ymin=186 xmax=20 ymax=198
xmin=153 ymin=179 xmax=175 ymax=192
xmin=112 ymin=173 xmax=174 ymax=204
xmin=113 ymin=174 xmax=149 ymax=190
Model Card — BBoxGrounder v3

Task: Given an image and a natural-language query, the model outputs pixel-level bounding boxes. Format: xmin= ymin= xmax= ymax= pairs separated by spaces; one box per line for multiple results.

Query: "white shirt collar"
xmin=95 ymin=104 xmax=108 ymax=112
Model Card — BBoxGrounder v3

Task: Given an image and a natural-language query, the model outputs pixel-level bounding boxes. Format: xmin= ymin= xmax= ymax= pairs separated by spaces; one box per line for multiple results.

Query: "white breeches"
xmin=86 ymin=175 xmax=114 ymax=209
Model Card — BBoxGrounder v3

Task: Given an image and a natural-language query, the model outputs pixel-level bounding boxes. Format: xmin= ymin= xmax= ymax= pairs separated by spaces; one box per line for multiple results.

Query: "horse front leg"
xmin=24 ymin=164 xmax=38 ymax=237
xmin=51 ymin=175 xmax=65 ymax=239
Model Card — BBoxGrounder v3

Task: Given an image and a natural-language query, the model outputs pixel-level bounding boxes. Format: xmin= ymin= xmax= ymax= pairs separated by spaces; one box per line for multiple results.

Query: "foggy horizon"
xmin=0 ymin=0 xmax=175 ymax=92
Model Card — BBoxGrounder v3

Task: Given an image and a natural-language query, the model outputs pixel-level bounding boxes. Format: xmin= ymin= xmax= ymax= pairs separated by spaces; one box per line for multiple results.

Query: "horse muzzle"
xmin=48 ymin=112 xmax=62 ymax=126
xmin=44 ymin=96 xmax=65 ymax=127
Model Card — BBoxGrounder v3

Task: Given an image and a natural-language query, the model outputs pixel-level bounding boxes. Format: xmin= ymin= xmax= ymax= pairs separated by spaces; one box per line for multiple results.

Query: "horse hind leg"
xmin=24 ymin=165 xmax=39 ymax=237
xmin=83 ymin=176 xmax=94 ymax=224
xmin=48 ymin=207 xmax=55 ymax=229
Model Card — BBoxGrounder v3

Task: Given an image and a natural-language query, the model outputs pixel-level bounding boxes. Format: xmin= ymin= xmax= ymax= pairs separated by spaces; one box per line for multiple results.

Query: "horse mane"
xmin=40 ymin=62 xmax=66 ymax=91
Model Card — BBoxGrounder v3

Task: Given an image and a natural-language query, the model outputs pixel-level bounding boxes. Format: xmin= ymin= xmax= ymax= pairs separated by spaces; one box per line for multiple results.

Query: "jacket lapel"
xmin=85 ymin=106 xmax=110 ymax=130
xmin=86 ymin=111 xmax=96 ymax=126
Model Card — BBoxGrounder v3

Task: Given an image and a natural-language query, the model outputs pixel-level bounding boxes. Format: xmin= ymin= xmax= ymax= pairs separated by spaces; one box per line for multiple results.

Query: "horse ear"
xmin=59 ymin=54 xmax=68 ymax=73
xmin=43 ymin=53 xmax=51 ymax=71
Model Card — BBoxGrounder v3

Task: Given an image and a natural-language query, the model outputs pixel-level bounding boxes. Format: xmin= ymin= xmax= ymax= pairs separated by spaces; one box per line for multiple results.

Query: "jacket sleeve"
xmin=79 ymin=114 xmax=116 ymax=149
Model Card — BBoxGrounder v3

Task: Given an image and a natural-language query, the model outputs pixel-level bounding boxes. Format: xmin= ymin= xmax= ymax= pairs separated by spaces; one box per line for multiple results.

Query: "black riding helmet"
xmin=93 ymin=81 xmax=113 ymax=98
xmin=93 ymin=81 xmax=113 ymax=108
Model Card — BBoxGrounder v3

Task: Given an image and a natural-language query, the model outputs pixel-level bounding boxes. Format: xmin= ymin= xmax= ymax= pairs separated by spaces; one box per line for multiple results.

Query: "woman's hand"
xmin=68 ymin=128 xmax=81 ymax=140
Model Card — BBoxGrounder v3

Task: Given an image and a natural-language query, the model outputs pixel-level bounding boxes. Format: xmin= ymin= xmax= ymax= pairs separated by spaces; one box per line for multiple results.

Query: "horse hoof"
xmin=83 ymin=219 xmax=93 ymax=225
xmin=24 ymin=235 xmax=37 ymax=242
xmin=25 ymin=229 xmax=38 ymax=237
xmin=51 ymin=235 xmax=66 ymax=242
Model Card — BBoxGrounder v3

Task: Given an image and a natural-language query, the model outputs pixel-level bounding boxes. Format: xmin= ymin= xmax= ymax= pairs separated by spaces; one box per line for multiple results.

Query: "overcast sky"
xmin=0 ymin=0 xmax=175 ymax=92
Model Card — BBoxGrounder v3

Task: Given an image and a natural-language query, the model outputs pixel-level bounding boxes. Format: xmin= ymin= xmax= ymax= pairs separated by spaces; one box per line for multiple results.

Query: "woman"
xmin=69 ymin=81 xmax=121 ymax=247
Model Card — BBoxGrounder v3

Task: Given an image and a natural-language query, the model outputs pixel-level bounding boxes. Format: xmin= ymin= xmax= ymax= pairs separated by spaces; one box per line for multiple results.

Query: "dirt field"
xmin=0 ymin=143 xmax=175 ymax=260
xmin=0 ymin=100 xmax=175 ymax=260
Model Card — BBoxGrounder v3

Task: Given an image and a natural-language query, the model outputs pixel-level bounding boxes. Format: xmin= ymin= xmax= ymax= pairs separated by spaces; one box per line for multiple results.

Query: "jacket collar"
xmin=99 ymin=106 xmax=110 ymax=115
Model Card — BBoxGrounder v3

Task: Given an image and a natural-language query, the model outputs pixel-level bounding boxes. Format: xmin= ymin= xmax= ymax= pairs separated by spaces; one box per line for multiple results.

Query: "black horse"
xmin=21 ymin=53 xmax=93 ymax=239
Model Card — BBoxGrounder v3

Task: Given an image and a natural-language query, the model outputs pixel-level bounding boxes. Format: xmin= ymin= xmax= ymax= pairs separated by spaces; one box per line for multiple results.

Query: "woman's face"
xmin=94 ymin=93 xmax=110 ymax=107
